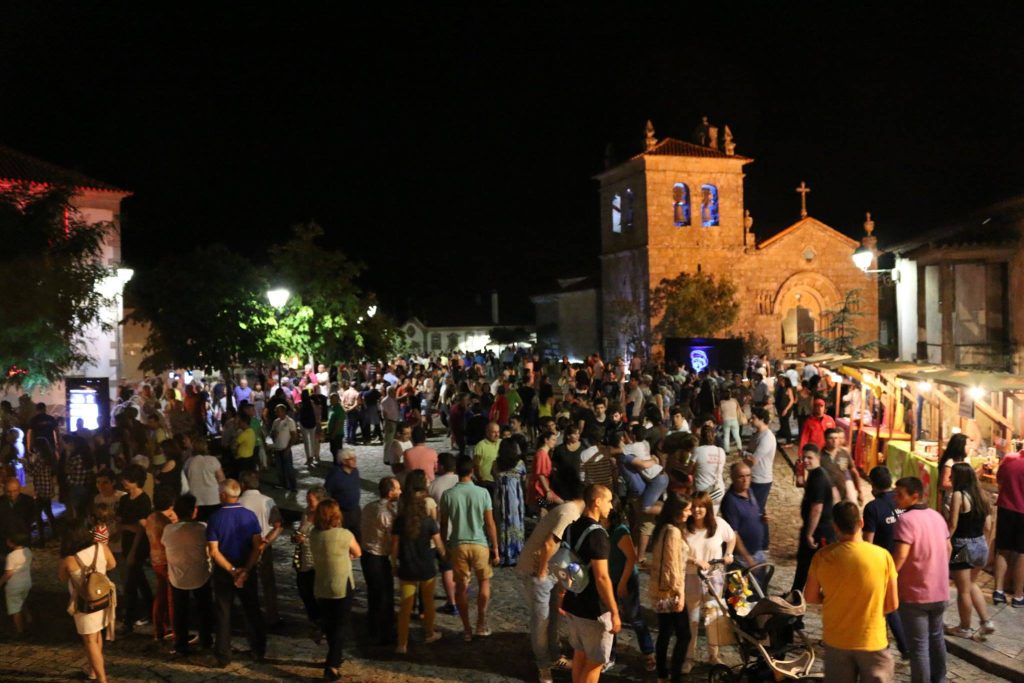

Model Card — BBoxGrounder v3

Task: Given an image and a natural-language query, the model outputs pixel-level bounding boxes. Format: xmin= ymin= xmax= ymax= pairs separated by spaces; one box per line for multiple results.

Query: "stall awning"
xmin=896 ymin=368 xmax=1024 ymax=393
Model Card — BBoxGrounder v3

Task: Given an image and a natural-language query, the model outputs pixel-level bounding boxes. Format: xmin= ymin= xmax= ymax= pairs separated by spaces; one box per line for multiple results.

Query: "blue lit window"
xmin=624 ymin=188 xmax=634 ymax=229
xmin=701 ymin=184 xmax=719 ymax=227
xmin=611 ymin=193 xmax=622 ymax=233
xmin=673 ymin=182 xmax=691 ymax=226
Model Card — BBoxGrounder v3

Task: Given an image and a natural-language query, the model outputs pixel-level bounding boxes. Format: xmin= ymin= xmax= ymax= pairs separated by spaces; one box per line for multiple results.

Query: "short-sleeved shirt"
xmin=748 ymin=429 xmax=776 ymax=484
xmin=235 ymin=427 xmax=256 ymax=459
xmin=206 ymin=503 xmax=261 ymax=567
xmin=997 ymin=453 xmax=1024 ymax=513
xmin=186 ymin=455 xmax=222 ymax=507
xmin=5 ymin=546 xmax=32 ymax=589
xmin=863 ymin=490 xmax=902 ymax=553
xmin=325 ymin=466 xmax=362 ymax=511
xmin=393 ymin=514 xmax=440 ymax=581
xmin=608 ymin=524 xmax=636 ymax=586
xmin=528 ymin=448 xmax=554 ymax=506
xmin=684 ymin=517 xmax=736 ymax=574
xmin=429 ymin=473 xmax=459 ymax=507
xmin=118 ymin=491 xmax=153 ymax=559
xmin=403 ymin=445 xmax=439 ymax=482
xmin=618 ymin=442 xmax=650 ymax=497
xmin=692 ymin=445 xmax=726 ymax=495
xmin=720 ymin=490 xmax=765 ymax=554
xmin=515 ymin=500 xmax=582 ymax=578
xmin=440 ymin=481 xmax=492 ymax=547
xmin=893 ymin=506 xmax=950 ymax=604
xmin=162 ymin=521 xmax=211 ymax=590
xmin=801 ymin=468 xmax=835 ymax=539
xmin=473 ymin=439 xmax=501 ymax=482
xmin=808 ymin=540 xmax=896 ymax=651
xmin=561 ymin=515 xmax=611 ymax=620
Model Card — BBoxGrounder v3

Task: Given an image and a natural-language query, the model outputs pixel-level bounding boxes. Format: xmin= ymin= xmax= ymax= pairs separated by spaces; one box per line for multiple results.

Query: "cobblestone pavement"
xmin=0 ymin=434 xmax=1007 ymax=681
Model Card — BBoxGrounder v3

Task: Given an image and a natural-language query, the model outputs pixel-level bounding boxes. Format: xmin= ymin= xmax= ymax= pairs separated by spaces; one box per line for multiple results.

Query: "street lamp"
xmin=266 ymin=288 xmax=291 ymax=390
xmin=852 ymin=245 xmax=874 ymax=271
xmin=851 ymin=213 xmax=899 ymax=284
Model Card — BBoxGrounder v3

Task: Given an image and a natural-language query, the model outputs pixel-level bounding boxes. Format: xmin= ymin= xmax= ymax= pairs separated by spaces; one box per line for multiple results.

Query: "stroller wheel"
xmin=708 ymin=664 xmax=737 ymax=683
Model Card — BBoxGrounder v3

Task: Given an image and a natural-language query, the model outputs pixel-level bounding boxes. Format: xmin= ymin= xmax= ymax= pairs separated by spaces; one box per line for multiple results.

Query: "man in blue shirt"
xmin=862 ymin=466 xmax=908 ymax=658
xmin=206 ymin=479 xmax=266 ymax=667
xmin=325 ymin=448 xmax=362 ymax=542
xmin=720 ymin=462 xmax=767 ymax=574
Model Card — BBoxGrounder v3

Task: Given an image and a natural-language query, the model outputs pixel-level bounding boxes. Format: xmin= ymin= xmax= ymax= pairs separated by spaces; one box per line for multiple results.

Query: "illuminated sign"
xmin=690 ymin=349 xmax=709 ymax=373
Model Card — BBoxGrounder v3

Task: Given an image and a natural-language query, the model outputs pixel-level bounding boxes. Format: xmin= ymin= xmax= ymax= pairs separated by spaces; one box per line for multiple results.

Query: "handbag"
xmin=74 ymin=544 xmax=114 ymax=614
xmin=652 ymin=529 xmax=681 ymax=613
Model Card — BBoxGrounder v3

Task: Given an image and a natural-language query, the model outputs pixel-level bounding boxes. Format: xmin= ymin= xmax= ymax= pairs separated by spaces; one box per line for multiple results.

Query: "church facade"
xmin=597 ymin=122 xmax=879 ymax=362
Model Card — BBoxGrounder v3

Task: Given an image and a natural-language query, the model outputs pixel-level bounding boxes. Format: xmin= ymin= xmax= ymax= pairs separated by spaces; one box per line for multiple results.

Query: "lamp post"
xmin=266 ymin=288 xmax=291 ymax=390
xmin=851 ymin=212 xmax=899 ymax=284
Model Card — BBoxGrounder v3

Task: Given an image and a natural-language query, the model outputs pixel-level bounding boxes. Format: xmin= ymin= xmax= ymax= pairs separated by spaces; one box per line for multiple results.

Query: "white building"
xmin=0 ymin=145 xmax=132 ymax=415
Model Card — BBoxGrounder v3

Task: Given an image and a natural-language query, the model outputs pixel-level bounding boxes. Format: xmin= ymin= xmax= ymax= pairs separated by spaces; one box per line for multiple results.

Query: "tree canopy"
xmin=650 ymin=271 xmax=739 ymax=341
xmin=800 ymin=289 xmax=877 ymax=358
xmin=0 ymin=184 xmax=112 ymax=390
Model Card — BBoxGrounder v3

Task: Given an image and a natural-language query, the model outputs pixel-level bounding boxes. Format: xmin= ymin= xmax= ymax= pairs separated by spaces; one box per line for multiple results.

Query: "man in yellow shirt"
xmin=472 ymin=422 xmax=502 ymax=493
xmin=804 ymin=501 xmax=899 ymax=683
xmin=234 ymin=418 xmax=257 ymax=472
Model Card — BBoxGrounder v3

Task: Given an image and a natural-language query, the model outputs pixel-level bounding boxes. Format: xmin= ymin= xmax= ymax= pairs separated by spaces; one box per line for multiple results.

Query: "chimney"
xmin=491 ymin=290 xmax=499 ymax=325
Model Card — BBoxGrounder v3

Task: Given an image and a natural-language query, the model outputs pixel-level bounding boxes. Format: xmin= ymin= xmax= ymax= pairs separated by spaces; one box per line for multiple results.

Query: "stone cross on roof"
xmin=796 ymin=181 xmax=810 ymax=218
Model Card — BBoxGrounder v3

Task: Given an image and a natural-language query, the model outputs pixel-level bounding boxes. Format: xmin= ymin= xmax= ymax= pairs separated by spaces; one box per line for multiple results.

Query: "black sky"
xmin=2 ymin=3 xmax=1022 ymax=318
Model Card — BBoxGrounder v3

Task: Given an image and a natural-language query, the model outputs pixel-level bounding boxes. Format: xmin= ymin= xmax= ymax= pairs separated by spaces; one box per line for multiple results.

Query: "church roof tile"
xmin=0 ymin=144 xmax=128 ymax=193
xmin=634 ymin=137 xmax=750 ymax=160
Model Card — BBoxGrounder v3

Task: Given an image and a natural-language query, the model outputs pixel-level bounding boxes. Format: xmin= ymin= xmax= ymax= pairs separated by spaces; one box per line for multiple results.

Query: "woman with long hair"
xmin=945 ymin=463 xmax=995 ymax=638
xmin=690 ymin=425 xmax=727 ymax=511
xmin=493 ymin=440 xmax=527 ymax=565
xmin=649 ymin=493 xmax=692 ymax=683
xmin=682 ymin=492 xmax=736 ymax=671
xmin=392 ymin=469 xmax=444 ymax=653
xmin=293 ymin=485 xmax=327 ymax=642
xmin=938 ymin=433 xmax=969 ymax=517
xmin=59 ymin=521 xmax=117 ymax=682
xmin=527 ymin=430 xmax=561 ymax=517
xmin=310 ymin=499 xmax=361 ymax=681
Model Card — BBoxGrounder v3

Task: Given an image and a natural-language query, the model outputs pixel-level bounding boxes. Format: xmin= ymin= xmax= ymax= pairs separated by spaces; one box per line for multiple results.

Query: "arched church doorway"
xmin=773 ymin=272 xmax=843 ymax=357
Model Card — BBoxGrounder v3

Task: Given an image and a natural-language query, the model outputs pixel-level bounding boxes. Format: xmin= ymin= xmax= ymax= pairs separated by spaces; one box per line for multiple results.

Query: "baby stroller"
xmin=698 ymin=560 xmax=822 ymax=682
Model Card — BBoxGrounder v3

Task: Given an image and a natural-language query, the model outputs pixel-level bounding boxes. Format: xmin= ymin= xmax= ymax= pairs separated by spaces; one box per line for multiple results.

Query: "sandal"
xmin=554 ymin=655 xmax=572 ymax=670
xmin=645 ymin=653 xmax=657 ymax=672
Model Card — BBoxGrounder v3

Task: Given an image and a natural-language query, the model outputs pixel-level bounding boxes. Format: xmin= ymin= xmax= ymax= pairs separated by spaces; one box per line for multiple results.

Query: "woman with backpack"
xmin=59 ymin=522 xmax=117 ymax=683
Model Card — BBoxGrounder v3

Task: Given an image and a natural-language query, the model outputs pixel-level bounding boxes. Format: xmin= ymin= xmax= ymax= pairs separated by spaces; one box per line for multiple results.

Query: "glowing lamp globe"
xmin=852 ymin=245 xmax=874 ymax=271
xmin=267 ymin=288 xmax=291 ymax=309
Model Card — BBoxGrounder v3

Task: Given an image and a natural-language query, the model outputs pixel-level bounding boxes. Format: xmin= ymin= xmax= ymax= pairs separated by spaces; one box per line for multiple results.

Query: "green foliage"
xmin=0 ymin=184 xmax=112 ymax=389
xmin=127 ymin=244 xmax=274 ymax=374
xmin=800 ymin=289 xmax=878 ymax=358
xmin=738 ymin=330 xmax=771 ymax=358
xmin=650 ymin=271 xmax=739 ymax=341
xmin=606 ymin=298 xmax=650 ymax=360
xmin=488 ymin=326 xmax=532 ymax=346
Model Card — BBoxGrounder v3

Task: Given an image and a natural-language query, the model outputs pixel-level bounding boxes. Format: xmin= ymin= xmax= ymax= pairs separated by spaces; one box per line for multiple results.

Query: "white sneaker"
xmin=980 ymin=619 xmax=995 ymax=634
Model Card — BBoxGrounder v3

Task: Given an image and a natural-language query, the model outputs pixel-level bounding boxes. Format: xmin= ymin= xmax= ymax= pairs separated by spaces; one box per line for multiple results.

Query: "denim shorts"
xmin=950 ymin=535 xmax=988 ymax=570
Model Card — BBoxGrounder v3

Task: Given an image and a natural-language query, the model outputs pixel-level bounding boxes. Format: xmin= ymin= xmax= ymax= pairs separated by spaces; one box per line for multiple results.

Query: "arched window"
xmin=624 ymin=188 xmax=634 ymax=230
xmin=701 ymin=184 xmax=719 ymax=227
xmin=611 ymin=193 xmax=622 ymax=233
xmin=672 ymin=182 xmax=691 ymax=226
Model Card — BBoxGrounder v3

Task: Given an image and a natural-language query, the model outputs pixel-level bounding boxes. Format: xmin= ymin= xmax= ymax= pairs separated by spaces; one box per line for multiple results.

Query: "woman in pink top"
xmin=528 ymin=432 xmax=561 ymax=516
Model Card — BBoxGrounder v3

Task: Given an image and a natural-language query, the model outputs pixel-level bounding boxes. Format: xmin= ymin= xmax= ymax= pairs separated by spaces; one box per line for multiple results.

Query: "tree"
xmin=268 ymin=223 xmax=394 ymax=363
xmin=0 ymin=184 xmax=113 ymax=390
xmin=127 ymin=244 xmax=273 ymax=384
xmin=488 ymin=326 xmax=532 ymax=346
xmin=606 ymin=298 xmax=651 ymax=361
xmin=650 ymin=271 xmax=739 ymax=341
xmin=800 ymin=289 xmax=878 ymax=358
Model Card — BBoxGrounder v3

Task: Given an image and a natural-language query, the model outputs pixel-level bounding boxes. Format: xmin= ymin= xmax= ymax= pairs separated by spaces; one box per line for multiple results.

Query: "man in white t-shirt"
xmin=270 ymin=404 xmax=299 ymax=493
xmin=185 ymin=451 xmax=224 ymax=521
xmin=162 ymin=493 xmax=213 ymax=654
xmin=238 ymin=471 xmax=283 ymax=625
xmin=744 ymin=406 xmax=776 ymax=549
xmin=515 ymin=473 xmax=584 ymax=683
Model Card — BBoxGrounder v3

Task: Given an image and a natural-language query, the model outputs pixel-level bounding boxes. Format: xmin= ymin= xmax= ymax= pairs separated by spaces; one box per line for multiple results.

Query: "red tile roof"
xmin=0 ymin=144 xmax=128 ymax=193
xmin=633 ymin=137 xmax=751 ymax=161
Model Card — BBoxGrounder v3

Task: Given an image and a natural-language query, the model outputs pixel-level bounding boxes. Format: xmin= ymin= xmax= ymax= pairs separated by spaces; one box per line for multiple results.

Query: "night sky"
xmin=2 ymin=4 xmax=1022 ymax=319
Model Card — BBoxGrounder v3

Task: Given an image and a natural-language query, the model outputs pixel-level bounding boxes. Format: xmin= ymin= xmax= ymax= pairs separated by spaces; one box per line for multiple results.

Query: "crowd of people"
xmin=0 ymin=349 xmax=1021 ymax=683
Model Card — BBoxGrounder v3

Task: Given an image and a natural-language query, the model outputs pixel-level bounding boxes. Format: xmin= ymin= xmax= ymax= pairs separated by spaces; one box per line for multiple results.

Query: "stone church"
xmin=597 ymin=119 xmax=879 ymax=361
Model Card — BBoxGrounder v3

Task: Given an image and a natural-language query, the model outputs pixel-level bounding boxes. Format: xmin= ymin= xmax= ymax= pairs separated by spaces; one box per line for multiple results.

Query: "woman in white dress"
xmin=681 ymin=491 xmax=737 ymax=672
xmin=58 ymin=524 xmax=117 ymax=683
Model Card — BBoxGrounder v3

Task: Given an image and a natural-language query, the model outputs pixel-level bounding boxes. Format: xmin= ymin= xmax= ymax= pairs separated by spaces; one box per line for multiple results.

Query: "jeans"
xmin=398 ymin=578 xmax=436 ymax=647
xmin=152 ymin=563 xmax=174 ymax=639
xmin=212 ymin=566 xmax=266 ymax=662
xmin=361 ymin=554 xmax=395 ymax=644
xmin=656 ymin=611 xmax=691 ymax=683
xmin=615 ymin=574 xmax=654 ymax=656
xmin=171 ymin=580 xmax=213 ymax=653
xmin=886 ymin=610 xmax=908 ymax=655
xmin=276 ymin=448 xmax=297 ymax=492
xmin=121 ymin=552 xmax=153 ymax=627
xmin=520 ymin=573 xmax=561 ymax=670
xmin=345 ymin=413 xmax=361 ymax=444
xmin=640 ymin=473 xmax=670 ymax=511
xmin=319 ymin=593 xmax=353 ymax=669
xmin=259 ymin=545 xmax=279 ymax=623
xmin=722 ymin=418 xmax=741 ymax=452
xmin=792 ymin=528 xmax=832 ymax=593
xmin=750 ymin=481 xmax=772 ymax=549
xmin=899 ymin=601 xmax=947 ymax=683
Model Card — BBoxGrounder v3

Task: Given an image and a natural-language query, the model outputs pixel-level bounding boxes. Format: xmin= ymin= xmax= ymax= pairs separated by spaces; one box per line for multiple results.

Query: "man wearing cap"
xmin=799 ymin=398 xmax=836 ymax=451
